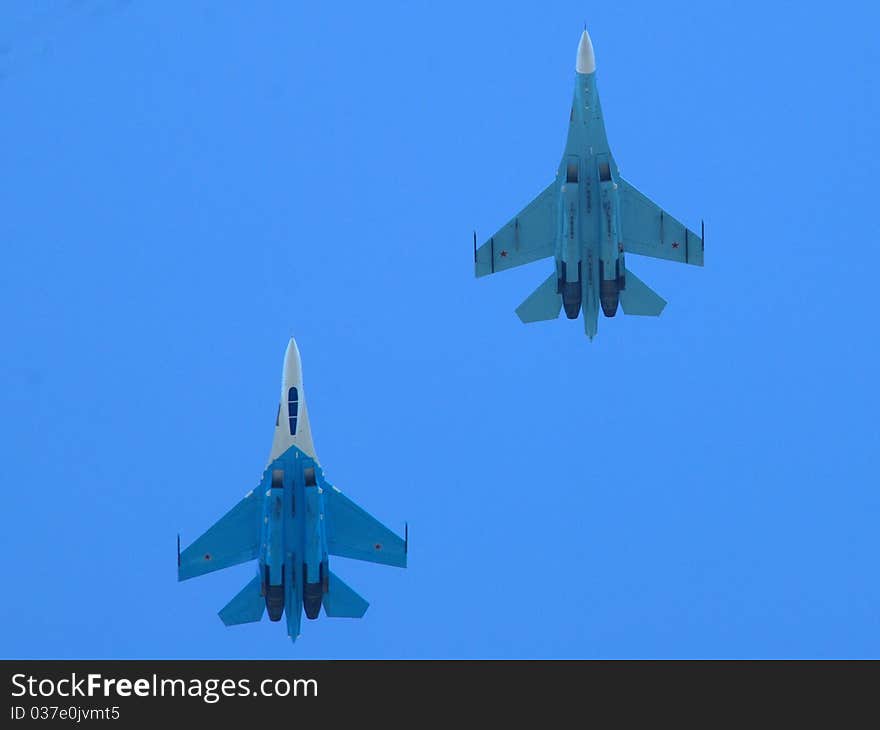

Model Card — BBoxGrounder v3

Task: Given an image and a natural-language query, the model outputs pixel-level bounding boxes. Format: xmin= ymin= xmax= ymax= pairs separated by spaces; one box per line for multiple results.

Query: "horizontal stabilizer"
xmin=218 ymin=575 xmax=265 ymax=626
xmin=620 ymin=268 xmax=666 ymax=316
xmin=516 ymin=272 xmax=562 ymax=323
xmin=323 ymin=572 xmax=369 ymax=619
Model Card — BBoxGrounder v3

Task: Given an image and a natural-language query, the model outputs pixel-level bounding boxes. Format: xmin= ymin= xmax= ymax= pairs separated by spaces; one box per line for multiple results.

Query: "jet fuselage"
xmin=554 ymin=34 xmax=624 ymax=339
xmin=473 ymin=28 xmax=703 ymax=341
xmin=178 ymin=338 xmax=407 ymax=644
xmin=260 ymin=444 xmax=329 ymax=640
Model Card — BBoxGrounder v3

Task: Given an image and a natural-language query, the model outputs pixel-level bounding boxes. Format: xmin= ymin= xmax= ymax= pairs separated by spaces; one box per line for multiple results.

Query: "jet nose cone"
xmin=282 ymin=337 xmax=303 ymax=387
xmin=284 ymin=336 xmax=301 ymax=367
xmin=576 ymin=29 xmax=595 ymax=74
xmin=271 ymin=335 xmax=318 ymax=463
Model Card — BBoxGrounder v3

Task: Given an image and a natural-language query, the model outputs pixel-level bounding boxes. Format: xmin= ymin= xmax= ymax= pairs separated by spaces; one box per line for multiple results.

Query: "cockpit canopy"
xmin=287 ymin=387 xmax=299 ymax=435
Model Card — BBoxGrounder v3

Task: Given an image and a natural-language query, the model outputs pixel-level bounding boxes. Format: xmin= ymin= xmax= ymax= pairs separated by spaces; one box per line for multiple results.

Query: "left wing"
xmin=178 ymin=490 xmax=262 ymax=581
xmin=475 ymin=181 xmax=557 ymax=277
xmin=619 ymin=177 xmax=703 ymax=266
xmin=323 ymin=485 xmax=407 ymax=568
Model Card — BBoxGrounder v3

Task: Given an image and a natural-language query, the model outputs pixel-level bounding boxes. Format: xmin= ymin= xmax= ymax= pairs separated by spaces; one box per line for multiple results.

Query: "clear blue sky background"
xmin=1 ymin=1 xmax=878 ymax=658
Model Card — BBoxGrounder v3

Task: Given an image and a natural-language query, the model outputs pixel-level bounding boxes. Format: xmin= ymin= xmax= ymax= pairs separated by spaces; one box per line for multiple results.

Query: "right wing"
xmin=178 ymin=490 xmax=262 ymax=581
xmin=619 ymin=177 xmax=703 ymax=266
xmin=475 ymin=181 xmax=557 ymax=277
xmin=323 ymin=485 xmax=407 ymax=568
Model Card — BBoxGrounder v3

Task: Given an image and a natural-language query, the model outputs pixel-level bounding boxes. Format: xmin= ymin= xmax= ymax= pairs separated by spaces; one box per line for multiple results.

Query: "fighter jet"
xmin=474 ymin=28 xmax=703 ymax=340
xmin=178 ymin=338 xmax=407 ymax=644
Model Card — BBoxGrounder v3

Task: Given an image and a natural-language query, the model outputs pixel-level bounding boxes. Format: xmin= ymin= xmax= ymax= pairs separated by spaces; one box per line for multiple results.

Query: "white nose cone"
xmin=268 ymin=337 xmax=317 ymax=464
xmin=576 ymin=29 xmax=596 ymax=74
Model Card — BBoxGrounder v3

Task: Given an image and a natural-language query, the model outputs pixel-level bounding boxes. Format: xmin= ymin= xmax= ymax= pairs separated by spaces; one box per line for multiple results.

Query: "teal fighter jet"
xmin=475 ymin=28 xmax=703 ymax=340
xmin=178 ymin=338 xmax=407 ymax=644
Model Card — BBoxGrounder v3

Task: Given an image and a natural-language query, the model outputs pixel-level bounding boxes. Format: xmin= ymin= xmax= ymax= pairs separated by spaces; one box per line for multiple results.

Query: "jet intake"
xmin=303 ymin=563 xmax=324 ymax=620
xmin=600 ymin=278 xmax=619 ymax=317
xmin=562 ymin=282 xmax=581 ymax=319
xmin=559 ymin=261 xmax=582 ymax=319
xmin=599 ymin=261 xmax=619 ymax=317
xmin=264 ymin=566 xmax=285 ymax=622
xmin=303 ymin=583 xmax=322 ymax=619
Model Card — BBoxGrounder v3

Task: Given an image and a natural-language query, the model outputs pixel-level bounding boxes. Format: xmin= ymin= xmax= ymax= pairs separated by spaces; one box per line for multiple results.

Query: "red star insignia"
xmin=499 ymin=250 xmax=508 ymax=258
xmin=671 ymin=242 xmax=680 ymax=249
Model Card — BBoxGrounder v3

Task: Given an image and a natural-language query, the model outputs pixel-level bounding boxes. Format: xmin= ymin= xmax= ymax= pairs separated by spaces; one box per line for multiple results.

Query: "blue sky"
xmin=1 ymin=0 xmax=878 ymax=658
